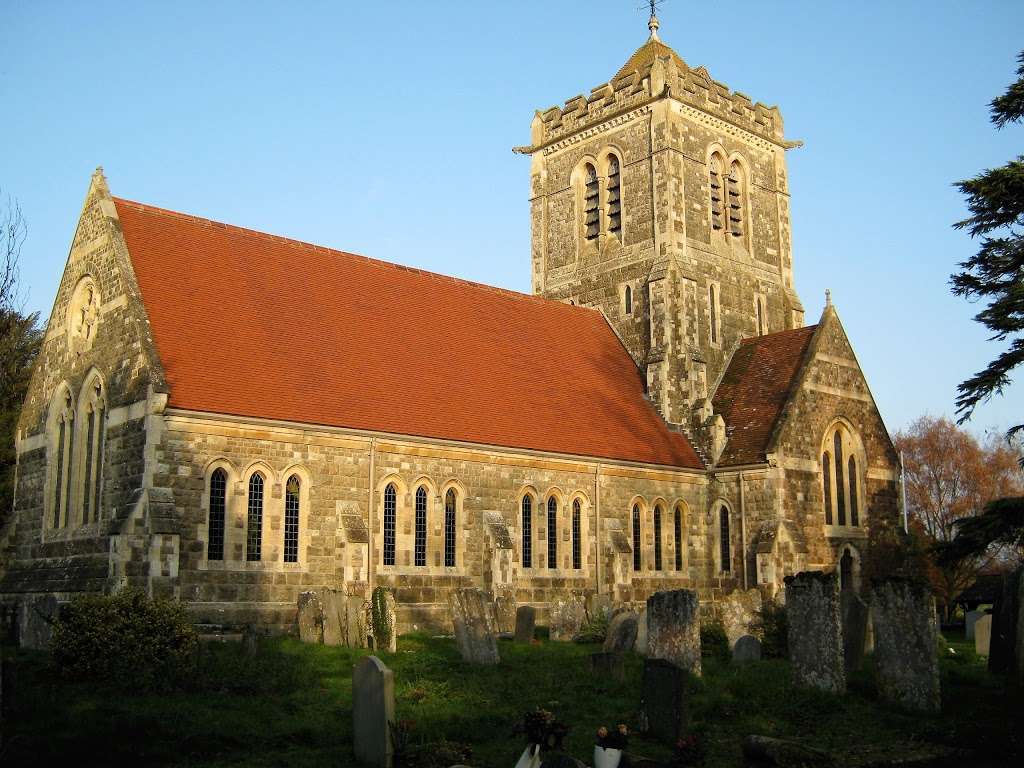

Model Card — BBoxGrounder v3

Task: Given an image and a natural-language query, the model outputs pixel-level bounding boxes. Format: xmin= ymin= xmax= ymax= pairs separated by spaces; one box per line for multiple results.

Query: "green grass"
xmin=1 ymin=629 xmax=1021 ymax=767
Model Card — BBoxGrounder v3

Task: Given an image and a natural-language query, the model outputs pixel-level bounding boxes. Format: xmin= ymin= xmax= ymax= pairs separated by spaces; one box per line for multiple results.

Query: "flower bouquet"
xmin=593 ymin=723 xmax=629 ymax=768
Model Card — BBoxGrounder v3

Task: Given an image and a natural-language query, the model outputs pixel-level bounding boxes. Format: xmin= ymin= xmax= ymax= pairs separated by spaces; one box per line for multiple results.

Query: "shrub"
xmin=751 ymin=598 xmax=788 ymax=659
xmin=699 ymin=620 xmax=729 ymax=661
xmin=51 ymin=588 xmax=197 ymax=688
xmin=574 ymin=610 xmax=609 ymax=643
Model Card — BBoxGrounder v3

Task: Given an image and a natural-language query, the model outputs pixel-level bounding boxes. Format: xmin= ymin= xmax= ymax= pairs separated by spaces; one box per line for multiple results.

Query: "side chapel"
xmin=0 ymin=16 xmax=900 ymax=632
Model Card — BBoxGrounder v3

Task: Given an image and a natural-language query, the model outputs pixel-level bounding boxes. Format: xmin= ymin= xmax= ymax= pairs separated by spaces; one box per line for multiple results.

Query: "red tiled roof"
xmin=712 ymin=325 xmax=817 ymax=467
xmin=114 ymin=198 xmax=703 ymax=470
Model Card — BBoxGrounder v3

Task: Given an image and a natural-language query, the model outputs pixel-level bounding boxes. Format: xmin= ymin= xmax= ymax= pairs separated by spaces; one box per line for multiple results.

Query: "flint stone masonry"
xmin=647 ymin=590 xmax=701 ymax=676
xmin=448 ymin=588 xmax=499 ymax=664
xmin=549 ymin=593 xmax=586 ymax=642
xmin=297 ymin=592 xmax=324 ymax=645
xmin=639 ymin=658 xmax=689 ymax=743
xmin=785 ymin=571 xmax=845 ymax=694
xmin=353 ymin=656 xmax=394 ymax=768
xmin=975 ymin=614 xmax=992 ymax=656
xmin=18 ymin=595 xmax=59 ymax=650
xmin=870 ymin=580 xmax=940 ymax=713
xmin=514 ymin=605 xmax=536 ymax=643
xmin=840 ymin=591 xmax=869 ymax=674
xmin=732 ymin=634 xmax=761 ymax=663
xmin=603 ymin=611 xmax=639 ymax=653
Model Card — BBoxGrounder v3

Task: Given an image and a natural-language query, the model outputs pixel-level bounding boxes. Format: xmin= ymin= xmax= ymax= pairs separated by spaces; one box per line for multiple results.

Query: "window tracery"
xmin=821 ymin=423 xmax=864 ymax=529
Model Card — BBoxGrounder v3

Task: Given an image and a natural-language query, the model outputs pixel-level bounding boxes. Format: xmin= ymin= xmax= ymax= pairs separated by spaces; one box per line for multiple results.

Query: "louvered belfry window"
xmin=583 ymin=163 xmax=600 ymax=240
xmin=207 ymin=468 xmax=227 ymax=561
xmin=710 ymin=155 xmax=725 ymax=231
xmin=728 ymin=161 xmax=744 ymax=238
xmin=607 ymin=155 xmax=621 ymax=236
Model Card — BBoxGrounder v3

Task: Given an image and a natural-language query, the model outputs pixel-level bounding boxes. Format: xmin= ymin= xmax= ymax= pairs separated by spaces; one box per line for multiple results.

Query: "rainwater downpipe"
xmin=368 ymin=437 xmax=377 ymax=592
xmin=595 ymin=462 xmax=602 ymax=595
xmin=739 ymin=471 xmax=748 ymax=590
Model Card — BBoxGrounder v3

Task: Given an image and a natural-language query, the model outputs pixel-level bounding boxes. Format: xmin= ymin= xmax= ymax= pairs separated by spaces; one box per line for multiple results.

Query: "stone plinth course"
xmin=870 ymin=580 xmax=941 ymax=713
xmin=448 ymin=588 xmax=499 ymax=664
xmin=353 ymin=656 xmax=394 ymax=768
xmin=647 ymin=589 xmax=702 ymax=676
xmin=785 ymin=571 xmax=845 ymax=694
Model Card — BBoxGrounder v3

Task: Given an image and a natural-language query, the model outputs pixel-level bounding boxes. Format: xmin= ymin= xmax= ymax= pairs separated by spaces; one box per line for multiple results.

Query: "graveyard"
xmin=1 ymin=585 xmax=1022 ymax=767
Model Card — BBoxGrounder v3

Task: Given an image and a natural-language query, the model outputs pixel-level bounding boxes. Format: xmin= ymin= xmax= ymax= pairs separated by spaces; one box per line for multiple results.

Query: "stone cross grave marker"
xmin=785 ymin=571 xmax=845 ymax=694
xmin=448 ymin=588 xmax=500 ymax=664
xmin=647 ymin=590 xmax=701 ymax=675
xmin=353 ymin=656 xmax=394 ymax=768
xmin=870 ymin=580 xmax=941 ymax=713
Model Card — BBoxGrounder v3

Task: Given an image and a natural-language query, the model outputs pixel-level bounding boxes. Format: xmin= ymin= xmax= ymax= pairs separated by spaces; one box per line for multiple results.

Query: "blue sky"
xmin=3 ymin=0 xmax=1022 ymax=437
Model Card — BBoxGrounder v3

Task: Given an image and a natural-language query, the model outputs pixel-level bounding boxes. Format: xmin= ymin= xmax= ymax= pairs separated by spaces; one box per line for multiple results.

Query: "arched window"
xmin=728 ymin=161 xmax=744 ymax=238
xmin=822 ymin=453 xmax=833 ymax=525
xmin=709 ymin=284 xmax=719 ymax=345
xmin=546 ymin=496 xmax=558 ymax=569
xmin=572 ymin=498 xmax=582 ymax=570
xmin=709 ymin=154 xmax=725 ymax=231
xmin=521 ymin=495 xmax=533 ymax=568
xmin=624 ymin=284 xmax=632 ymax=315
xmin=607 ymin=155 xmax=621 ymax=236
xmin=822 ymin=423 xmax=863 ymax=528
xmin=414 ymin=486 xmax=428 ymax=567
xmin=674 ymin=505 xmax=683 ymax=571
xmin=653 ymin=505 xmax=663 ymax=571
xmin=284 ymin=475 xmax=300 ymax=563
xmin=383 ymin=483 xmax=397 ymax=566
xmin=444 ymin=488 xmax=457 ymax=567
xmin=77 ymin=377 xmax=106 ymax=526
xmin=632 ymin=504 xmax=641 ymax=571
xmin=246 ymin=473 xmax=264 ymax=562
xmin=834 ymin=431 xmax=846 ymax=525
xmin=50 ymin=390 xmax=73 ymax=529
xmin=848 ymin=456 xmax=859 ymax=527
xmin=207 ymin=468 xmax=227 ymax=561
xmin=719 ymin=505 xmax=731 ymax=573
xmin=583 ymin=163 xmax=599 ymax=240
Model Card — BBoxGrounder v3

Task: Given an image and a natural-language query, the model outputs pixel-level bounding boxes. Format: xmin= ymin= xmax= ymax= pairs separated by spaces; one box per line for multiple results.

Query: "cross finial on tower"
xmin=647 ymin=0 xmax=661 ymax=40
xmin=825 ymin=288 xmax=832 ymax=307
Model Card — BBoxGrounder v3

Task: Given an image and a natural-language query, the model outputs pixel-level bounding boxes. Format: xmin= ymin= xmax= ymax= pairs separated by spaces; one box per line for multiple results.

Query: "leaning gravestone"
xmin=870 ymin=580 xmax=940 ymax=713
xmin=639 ymin=658 xmax=689 ymax=742
xmin=448 ymin=588 xmax=499 ymax=664
xmin=549 ymin=593 xmax=586 ymax=641
xmin=732 ymin=634 xmax=762 ymax=663
xmin=785 ymin=571 xmax=845 ymax=694
xmin=18 ymin=595 xmax=59 ymax=650
xmin=297 ymin=591 xmax=324 ymax=644
xmin=840 ymin=591 xmax=869 ymax=674
xmin=975 ymin=614 xmax=992 ymax=656
xmin=493 ymin=589 xmax=517 ymax=635
xmin=965 ymin=610 xmax=983 ymax=641
xmin=514 ymin=605 xmax=536 ymax=643
xmin=647 ymin=590 xmax=702 ymax=676
xmin=603 ymin=611 xmax=639 ymax=653
xmin=353 ymin=656 xmax=394 ymax=768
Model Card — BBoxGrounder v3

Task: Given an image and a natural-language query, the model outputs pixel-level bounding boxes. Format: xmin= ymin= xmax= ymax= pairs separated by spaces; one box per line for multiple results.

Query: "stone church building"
xmin=1 ymin=17 xmax=900 ymax=633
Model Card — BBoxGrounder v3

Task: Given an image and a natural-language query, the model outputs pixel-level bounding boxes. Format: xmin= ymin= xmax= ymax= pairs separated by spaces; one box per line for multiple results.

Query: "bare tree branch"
xmin=1 ymin=188 xmax=28 ymax=315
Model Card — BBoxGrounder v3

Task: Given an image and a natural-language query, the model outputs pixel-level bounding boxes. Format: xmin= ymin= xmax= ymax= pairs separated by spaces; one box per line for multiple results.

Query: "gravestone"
xmin=603 ymin=611 xmax=638 ymax=653
xmin=514 ymin=605 xmax=536 ymax=643
xmin=448 ymin=588 xmax=499 ymax=664
xmin=589 ymin=651 xmax=625 ymax=682
xmin=975 ymin=614 xmax=992 ymax=656
xmin=493 ymin=589 xmax=517 ymax=635
xmin=647 ymin=590 xmax=701 ymax=676
xmin=344 ymin=593 xmax=370 ymax=648
xmin=784 ymin=571 xmax=845 ymax=694
xmin=378 ymin=592 xmax=398 ymax=653
xmin=732 ymin=634 xmax=762 ymax=663
xmin=320 ymin=589 xmax=345 ymax=646
xmin=638 ymin=658 xmax=689 ymax=742
xmin=18 ymin=595 xmax=59 ymax=650
xmin=353 ymin=656 xmax=394 ymax=768
xmin=965 ymin=610 xmax=983 ymax=641
xmin=242 ymin=624 xmax=259 ymax=657
xmin=840 ymin=591 xmax=869 ymax=674
xmin=548 ymin=594 xmax=586 ymax=641
xmin=870 ymin=580 xmax=940 ymax=712
xmin=297 ymin=591 xmax=324 ymax=644
xmin=634 ymin=607 xmax=649 ymax=655
xmin=989 ymin=567 xmax=1022 ymax=675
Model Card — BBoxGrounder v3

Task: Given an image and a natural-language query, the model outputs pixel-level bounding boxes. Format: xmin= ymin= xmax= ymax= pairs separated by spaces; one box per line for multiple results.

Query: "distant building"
xmin=0 ymin=16 xmax=899 ymax=631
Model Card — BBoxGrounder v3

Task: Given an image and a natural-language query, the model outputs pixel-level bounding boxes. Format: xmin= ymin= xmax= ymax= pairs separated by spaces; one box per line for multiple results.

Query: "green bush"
xmin=51 ymin=588 xmax=197 ymax=688
xmin=751 ymin=598 xmax=788 ymax=658
xmin=574 ymin=609 xmax=609 ymax=643
xmin=700 ymin=619 xmax=730 ymax=661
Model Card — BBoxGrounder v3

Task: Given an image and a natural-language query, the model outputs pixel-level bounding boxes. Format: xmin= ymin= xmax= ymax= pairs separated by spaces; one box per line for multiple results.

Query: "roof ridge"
xmin=111 ymin=197 xmax=594 ymax=313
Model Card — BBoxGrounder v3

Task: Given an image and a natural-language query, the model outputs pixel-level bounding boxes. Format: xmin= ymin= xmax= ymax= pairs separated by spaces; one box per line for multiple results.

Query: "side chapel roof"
xmin=113 ymin=198 xmax=704 ymax=470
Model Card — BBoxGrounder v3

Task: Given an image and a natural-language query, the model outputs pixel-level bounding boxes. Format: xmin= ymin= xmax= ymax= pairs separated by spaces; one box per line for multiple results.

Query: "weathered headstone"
xmin=784 ymin=571 xmax=845 ymax=694
xmin=840 ymin=591 xmax=869 ymax=674
xmin=975 ymin=614 xmax=992 ymax=656
xmin=548 ymin=593 xmax=586 ymax=642
xmin=296 ymin=591 xmax=324 ymax=644
xmin=603 ymin=611 xmax=639 ymax=653
xmin=18 ymin=595 xmax=59 ymax=650
xmin=320 ymin=589 xmax=345 ymax=646
xmin=493 ymin=589 xmax=517 ymax=635
xmin=989 ymin=567 xmax=1022 ymax=675
xmin=514 ymin=605 xmax=536 ymax=643
xmin=353 ymin=656 xmax=394 ymax=768
xmin=242 ymin=624 xmax=259 ymax=657
xmin=638 ymin=658 xmax=689 ymax=742
xmin=647 ymin=589 xmax=701 ymax=676
xmin=732 ymin=634 xmax=762 ymax=663
xmin=448 ymin=588 xmax=499 ymax=664
xmin=715 ymin=588 xmax=763 ymax=647
xmin=589 ymin=651 xmax=625 ymax=682
xmin=870 ymin=580 xmax=940 ymax=712
xmin=344 ymin=593 xmax=370 ymax=648
xmin=634 ymin=606 xmax=649 ymax=656
xmin=379 ymin=592 xmax=398 ymax=653
xmin=965 ymin=610 xmax=983 ymax=641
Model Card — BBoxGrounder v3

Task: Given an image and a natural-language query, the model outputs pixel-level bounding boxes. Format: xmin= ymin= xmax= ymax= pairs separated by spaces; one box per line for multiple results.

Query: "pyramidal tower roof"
xmin=613 ymin=12 xmax=687 ymax=81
